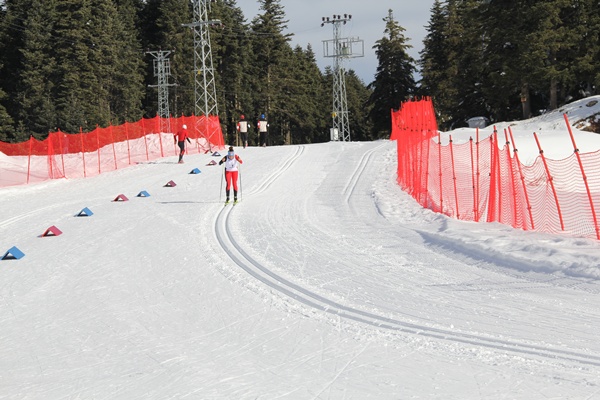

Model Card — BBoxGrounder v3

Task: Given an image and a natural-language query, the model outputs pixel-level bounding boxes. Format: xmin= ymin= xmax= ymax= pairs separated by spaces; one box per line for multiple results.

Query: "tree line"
xmin=419 ymin=0 xmax=600 ymax=129
xmin=0 ymin=0 xmax=407 ymax=144
xmin=2 ymin=0 xmax=596 ymax=144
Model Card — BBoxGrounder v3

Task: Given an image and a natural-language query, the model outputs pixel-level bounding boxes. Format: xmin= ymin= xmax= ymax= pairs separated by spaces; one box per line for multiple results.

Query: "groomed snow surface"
xmin=3 ymin=102 xmax=600 ymax=399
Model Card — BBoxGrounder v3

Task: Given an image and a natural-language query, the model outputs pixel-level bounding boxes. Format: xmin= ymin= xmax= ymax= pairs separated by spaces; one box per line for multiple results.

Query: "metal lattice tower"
xmin=321 ymin=14 xmax=364 ymax=142
xmin=183 ymin=0 xmax=221 ymax=151
xmin=147 ymin=50 xmax=176 ymax=133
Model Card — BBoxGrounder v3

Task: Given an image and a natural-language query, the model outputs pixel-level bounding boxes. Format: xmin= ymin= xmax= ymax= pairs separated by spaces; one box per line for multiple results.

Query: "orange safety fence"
xmin=392 ymin=98 xmax=600 ymax=240
xmin=0 ymin=115 xmax=224 ymax=187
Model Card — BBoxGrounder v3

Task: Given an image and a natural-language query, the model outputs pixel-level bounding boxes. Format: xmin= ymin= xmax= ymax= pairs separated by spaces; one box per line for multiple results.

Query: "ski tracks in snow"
xmin=213 ymin=143 xmax=600 ymax=369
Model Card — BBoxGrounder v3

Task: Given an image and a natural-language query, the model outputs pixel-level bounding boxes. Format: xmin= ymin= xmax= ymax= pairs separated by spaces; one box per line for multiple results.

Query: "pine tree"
xmin=248 ymin=0 xmax=292 ymax=140
xmin=419 ymin=0 xmax=454 ymax=127
xmin=211 ymin=0 xmax=253 ymax=145
xmin=141 ymin=0 xmax=194 ymax=118
xmin=368 ymin=9 xmax=416 ymax=138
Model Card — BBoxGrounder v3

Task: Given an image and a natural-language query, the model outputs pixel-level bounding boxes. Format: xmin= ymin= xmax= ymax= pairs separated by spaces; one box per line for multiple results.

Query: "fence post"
xmin=141 ymin=118 xmax=149 ymax=161
xmin=504 ymin=129 xmax=518 ymax=228
xmin=80 ymin=127 xmax=87 ymax=178
xmin=27 ymin=135 xmax=32 ymax=184
xmin=125 ymin=122 xmax=131 ymax=165
xmin=96 ymin=125 xmax=101 ymax=175
xmin=508 ymin=127 xmax=534 ymax=231
xmin=563 ymin=114 xmax=600 ymax=239
xmin=449 ymin=135 xmax=460 ymax=219
xmin=469 ymin=137 xmax=477 ymax=221
xmin=110 ymin=124 xmax=117 ymax=170
xmin=437 ymin=131 xmax=443 ymax=214
xmin=533 ymin=132 xmax=564 ymax=232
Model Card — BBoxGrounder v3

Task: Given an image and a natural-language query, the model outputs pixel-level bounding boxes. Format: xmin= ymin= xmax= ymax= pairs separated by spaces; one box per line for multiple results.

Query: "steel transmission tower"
xmin=321 ymin=14 xmax=364 ymax=142
xmin=147 ymin=50 xmax=176 ymax=134
xmin=183 ymin=0 xmax=221 ymax=151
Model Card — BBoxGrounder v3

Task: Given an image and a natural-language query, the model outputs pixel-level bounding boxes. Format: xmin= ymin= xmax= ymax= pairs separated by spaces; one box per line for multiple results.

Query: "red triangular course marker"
xmin=164 ymin=180 xmax=176 ymax=187
xmin=42 ymin=225 xmax=62 ymax=237
xmin=206 ymin=160 xmax=217 ymax=166
xmin=113 ymin=194 xmax=129 ymax=202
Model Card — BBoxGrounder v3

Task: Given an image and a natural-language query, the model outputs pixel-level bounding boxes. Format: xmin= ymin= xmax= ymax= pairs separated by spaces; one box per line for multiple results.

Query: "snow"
xmin=2 ymin=98 xmax=600 ymax=398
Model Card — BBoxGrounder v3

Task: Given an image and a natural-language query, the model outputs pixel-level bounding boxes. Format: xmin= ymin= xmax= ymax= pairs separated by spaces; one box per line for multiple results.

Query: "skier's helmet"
xmin=261 ymin=114 xmax=265 ymax=119
xmin=240 ymin=115 xmax=245 ymax=119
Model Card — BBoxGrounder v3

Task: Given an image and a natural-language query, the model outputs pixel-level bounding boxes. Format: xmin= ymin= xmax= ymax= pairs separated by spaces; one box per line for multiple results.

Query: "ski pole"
xmin=219 ymin=166 xmax=224 ymax=202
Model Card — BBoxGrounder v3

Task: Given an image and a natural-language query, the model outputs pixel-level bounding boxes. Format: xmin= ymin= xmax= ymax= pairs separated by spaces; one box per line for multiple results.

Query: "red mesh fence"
xmin=392 ymin=98 xmax=600 ymax=240
xmin=0 ymin=115 xmax=224 ymax=187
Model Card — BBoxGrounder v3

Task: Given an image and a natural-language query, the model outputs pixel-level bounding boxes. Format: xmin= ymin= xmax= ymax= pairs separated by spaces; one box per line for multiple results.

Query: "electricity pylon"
xmin=183 ymin=0 xmax=221 ymax=151
xmin=321 ymin=14 xmax=364 ymax=142
xmin=147 ymin=50 xmax=176 ymax=134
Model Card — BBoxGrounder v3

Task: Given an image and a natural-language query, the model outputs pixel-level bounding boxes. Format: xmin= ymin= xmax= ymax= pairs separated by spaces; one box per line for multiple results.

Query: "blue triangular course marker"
xmin=2 ymin=246 xmax=24 ymax=260
xmin=206 ymin=160 xmax=217 ymax=166
xmin=137 ymin=190 xmax=151 ymax=197
xmin=76 ymin=207 xmax=93 ymax=217
xmin=211 ymin=152 xmax=221 ymax=157
xmin=189 ymin=168 xmax=201 ymax=174
xmin=113 ymin=194 xmax=129 ymax=202
xmin=164 ymin=180 xmax=176 ymax=187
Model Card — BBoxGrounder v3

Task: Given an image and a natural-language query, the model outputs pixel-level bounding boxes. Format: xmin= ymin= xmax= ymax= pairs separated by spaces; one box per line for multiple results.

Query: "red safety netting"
xmin=392 ymin=98 xmax=600 ymax=240
xmin=0 ymin=115 xmax=224 ymax=187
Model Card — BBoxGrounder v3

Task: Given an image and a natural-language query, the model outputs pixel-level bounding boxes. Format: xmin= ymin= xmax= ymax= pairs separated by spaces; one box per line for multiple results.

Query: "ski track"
xmin=213 ymin=143 xmax=600 ymax=369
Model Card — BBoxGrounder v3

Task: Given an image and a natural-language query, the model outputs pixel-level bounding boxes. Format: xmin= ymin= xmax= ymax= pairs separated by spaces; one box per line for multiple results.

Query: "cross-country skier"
xmin=174 ymin=124 xmax=191 ymax=163
xmin=219 ymin=146 xmax=243 ymax=204
xmin=237 ymin=115 xmax=249 ymax=149
xmin=257 ymin=114 xmax=268 ymax=147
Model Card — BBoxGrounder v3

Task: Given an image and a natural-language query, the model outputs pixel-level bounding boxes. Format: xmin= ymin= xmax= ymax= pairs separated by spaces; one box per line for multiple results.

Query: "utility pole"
xmin=321 ymin=14 xmax=364 ymax=142
xmin=147 ymin=50 xmax=176 ymax=134
xmin=183 ymin=0 xmax=221 ymax=151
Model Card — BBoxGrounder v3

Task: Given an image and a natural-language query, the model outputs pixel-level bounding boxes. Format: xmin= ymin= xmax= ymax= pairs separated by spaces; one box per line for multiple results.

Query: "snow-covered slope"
xmin=2 ymin=102 xmax=600 ymax=398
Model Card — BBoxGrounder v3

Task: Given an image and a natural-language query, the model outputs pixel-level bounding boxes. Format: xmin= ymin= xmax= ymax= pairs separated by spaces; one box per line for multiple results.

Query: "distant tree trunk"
xmin=521 ymin=82 xmax=531 ymax=119
xmin=549 ymin=77 xmax=558 ymax=110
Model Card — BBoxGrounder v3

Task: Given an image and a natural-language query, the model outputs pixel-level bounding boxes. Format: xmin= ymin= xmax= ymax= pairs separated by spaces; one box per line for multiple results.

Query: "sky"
xmin=235 ymin=0 xmax=436 ymax=84
xmin=2 ymin=97 xmax=600 ymax=398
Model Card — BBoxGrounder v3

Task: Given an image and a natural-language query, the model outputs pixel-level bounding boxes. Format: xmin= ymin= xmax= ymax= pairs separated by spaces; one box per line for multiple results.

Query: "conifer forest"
xmin=0 ymin=0 xmax=599 ymax=144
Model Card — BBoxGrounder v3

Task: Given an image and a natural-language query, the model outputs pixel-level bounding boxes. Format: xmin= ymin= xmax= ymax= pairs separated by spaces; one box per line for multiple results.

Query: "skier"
xmin=257 ymin=114 xmax=268 ymax=147
xmin=237 ymin=115 xmax=249 ymax=149
xmin=219 ymin=146 xmax=243 ymax=204
xmin=174 ymin=124 xmax=191 ymax=163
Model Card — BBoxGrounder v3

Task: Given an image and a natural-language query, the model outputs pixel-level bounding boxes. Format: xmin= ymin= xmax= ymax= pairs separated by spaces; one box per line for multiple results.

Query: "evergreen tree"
xmin=10 ymin=0 xmax=58 ymax=136
xmin=211 ymin=0 xmax=253 ymax=145
xmin=248 ymin=0 xmax=292 ymax=141
xmin=141 ymin=0 xmax=194 ymax=119
xmin=345 ymin=70 xmax=373 ymax=141
xmin=368 ymin=9 xmax=416 ymax=138
xmin=419 ymin=0 xmax=454 ymax=127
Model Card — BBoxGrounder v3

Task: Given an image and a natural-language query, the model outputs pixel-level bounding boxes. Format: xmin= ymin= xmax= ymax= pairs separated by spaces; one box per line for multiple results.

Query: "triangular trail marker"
xmin=190 ymin=168 xmax=201 ymax=174
xmin=2 ymin=246 xmax=25 ymax=260
xmin=137 ymin=190 xmax=151 ymax=197
xmin=113 ymin=194 xmax=129 ymax=202
xmin=164 ymin=180 xmax=176 ymax=187
xmin=42 ymin=225 xmax=63 ymax=237
xmin=76 ymin=207 xmax=93 ymax=217
xmin=212 ymin=152 xmax=221 ymax=157
xmin=206 ymin=160 xmax=217 ymax=166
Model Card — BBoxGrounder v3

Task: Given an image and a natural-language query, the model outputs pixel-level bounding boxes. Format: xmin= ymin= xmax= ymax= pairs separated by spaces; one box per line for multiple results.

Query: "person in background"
xmin=219 ymin=146 xmax=243 ymax=204
xmin=174 ymin=124 xmax=191 ymax=163
xmin=257 ymin=114 xmax=268 ymax=147
xmin=237 ymin=115 xmax=249 ymax=149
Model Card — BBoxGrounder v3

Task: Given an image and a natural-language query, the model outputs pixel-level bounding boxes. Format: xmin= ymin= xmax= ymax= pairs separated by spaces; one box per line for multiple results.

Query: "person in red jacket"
xmin=174 ymin=124 xmax=191 ymax=163
xmin=219 ymin=146 xmax=243 ymax=203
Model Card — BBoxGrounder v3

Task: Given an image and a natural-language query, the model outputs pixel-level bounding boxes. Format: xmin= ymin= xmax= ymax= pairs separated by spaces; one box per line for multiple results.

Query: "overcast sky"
xmin=235 ymin=0 xmax=436 ymax=84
